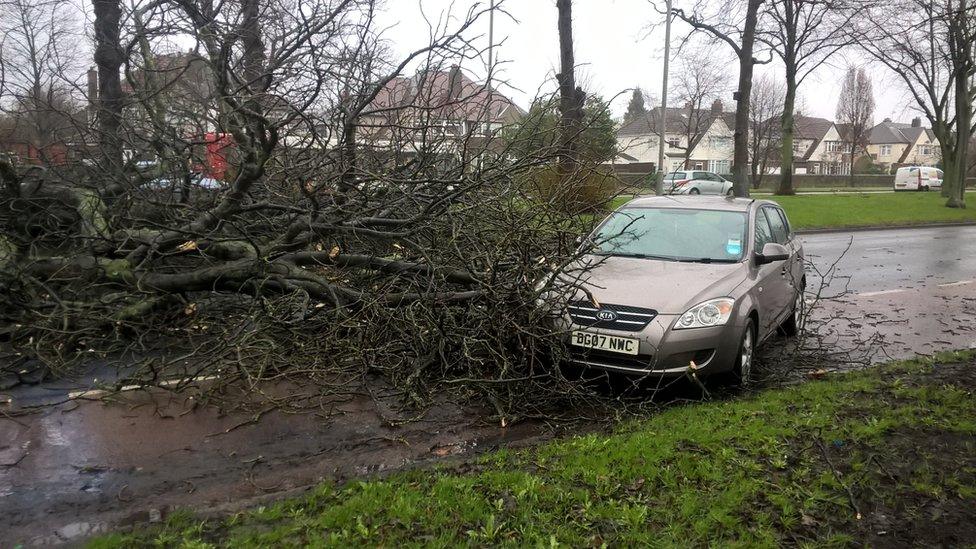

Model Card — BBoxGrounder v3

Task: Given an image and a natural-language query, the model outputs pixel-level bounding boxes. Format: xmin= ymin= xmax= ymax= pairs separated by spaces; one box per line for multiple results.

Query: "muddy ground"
xmin=812 ymin=358 xmax=976 ymax=548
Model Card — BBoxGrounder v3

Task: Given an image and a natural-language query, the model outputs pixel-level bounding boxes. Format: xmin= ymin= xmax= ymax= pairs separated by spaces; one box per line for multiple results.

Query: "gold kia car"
xmin=559 ymin=195 xmax=805 ymax=385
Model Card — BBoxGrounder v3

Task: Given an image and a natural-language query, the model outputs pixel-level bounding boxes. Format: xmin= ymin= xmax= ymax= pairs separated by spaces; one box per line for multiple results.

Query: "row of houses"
xmin=0 ymin=54 xmax=943 ymax=179
xmin=613 ymin=103 xmax=942 ymax=176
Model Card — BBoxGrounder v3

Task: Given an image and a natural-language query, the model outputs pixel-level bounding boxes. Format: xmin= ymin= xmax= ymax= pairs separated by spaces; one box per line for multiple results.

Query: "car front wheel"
xmin=689 ymin=188 xmax=700 ymax=195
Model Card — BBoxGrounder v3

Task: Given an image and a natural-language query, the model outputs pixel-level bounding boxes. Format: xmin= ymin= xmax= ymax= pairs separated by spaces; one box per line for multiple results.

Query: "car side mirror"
xmin=755 ymin=242 xmax=789 ymax=265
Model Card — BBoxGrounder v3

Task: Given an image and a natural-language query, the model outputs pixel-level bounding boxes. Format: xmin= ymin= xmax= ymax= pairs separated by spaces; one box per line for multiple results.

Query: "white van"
xmin=894 ymin=166 xmax=943 ymax=191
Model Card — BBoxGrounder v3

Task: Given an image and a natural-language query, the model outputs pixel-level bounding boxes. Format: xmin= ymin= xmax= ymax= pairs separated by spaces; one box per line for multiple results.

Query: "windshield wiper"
xmin=674 ymin=257 xmax=739 ymax=264
xmin=593 ymin=252 xmax=678 ymax=261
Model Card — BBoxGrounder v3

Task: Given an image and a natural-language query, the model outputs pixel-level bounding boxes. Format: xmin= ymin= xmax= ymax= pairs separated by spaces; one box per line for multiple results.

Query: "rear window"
xmin=664 ymin=172 xmax=687 ymax=181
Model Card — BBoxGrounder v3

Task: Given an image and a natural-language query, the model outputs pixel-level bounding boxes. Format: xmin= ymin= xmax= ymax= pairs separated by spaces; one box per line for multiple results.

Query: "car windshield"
xmin=590 ymin=207 xmax=747 ymax=262
xmin=663 ymin=172 xmax=687 ymax=181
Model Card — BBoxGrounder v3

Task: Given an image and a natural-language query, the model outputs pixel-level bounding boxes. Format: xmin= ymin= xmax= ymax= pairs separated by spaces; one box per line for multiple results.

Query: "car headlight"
xmin=674 ymin=298 xmax=735 ymax=329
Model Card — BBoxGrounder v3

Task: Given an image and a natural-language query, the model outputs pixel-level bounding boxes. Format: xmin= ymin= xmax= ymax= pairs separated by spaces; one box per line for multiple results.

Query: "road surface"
xmin=2 ymin=225 xmax=975 ymax=545
xmin=799 ymin=225 xmax=976 ymax=360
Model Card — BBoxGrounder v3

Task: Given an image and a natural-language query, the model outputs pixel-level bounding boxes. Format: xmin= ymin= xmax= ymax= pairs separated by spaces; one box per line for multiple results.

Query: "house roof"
xmin=366 ymin=66 xmax=523 ymax=123
xmin=793 ymin=116 xmax=834 ymax=142
xmin=618 ymin=105 xmax=729 ymax=137
xmin=868 ymin=120 xmax=935 ymax=145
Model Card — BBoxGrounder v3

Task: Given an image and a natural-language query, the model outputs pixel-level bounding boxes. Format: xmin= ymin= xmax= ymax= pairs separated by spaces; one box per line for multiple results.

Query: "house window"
xmin=918 ymin=145 xmax=933 ymax=155
xmin=792 ymin=141 xmax=801 ymax=154
xmin=708 ymin=136 xmax=732 ymax=149
xmin=809 ymin=163 xmax=819 ymax=175
xmin=666 ymin=137 xmax=680 ymax=149
xmin=708 ymin=160 xmax=731 ymax=175
xmin=694 ymin=161 xmax=704 ymax=170
xmin=826 ymin=141 xmax=842 ymax=153
xmin=880 ymin=144 xmax=892 ymax=156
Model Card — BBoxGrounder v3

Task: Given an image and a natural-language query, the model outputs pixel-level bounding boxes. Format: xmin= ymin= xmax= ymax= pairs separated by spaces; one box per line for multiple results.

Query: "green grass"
xmin=611 ymin=191 xmax=976 ymax=230
xmin=90 ymin=350 xmax=976 ymax=548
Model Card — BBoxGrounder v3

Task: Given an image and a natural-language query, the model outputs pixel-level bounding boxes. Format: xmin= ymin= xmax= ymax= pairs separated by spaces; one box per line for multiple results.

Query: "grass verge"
xmin=612 ymin=191 xmax=976 ymax=230
xmin=90 ymin=350 xmax=976 ymax=548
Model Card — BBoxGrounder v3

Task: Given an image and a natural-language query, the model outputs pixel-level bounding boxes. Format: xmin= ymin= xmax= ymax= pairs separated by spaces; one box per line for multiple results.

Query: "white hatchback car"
xmin=663 ymin=171 xmax=734 ymax=196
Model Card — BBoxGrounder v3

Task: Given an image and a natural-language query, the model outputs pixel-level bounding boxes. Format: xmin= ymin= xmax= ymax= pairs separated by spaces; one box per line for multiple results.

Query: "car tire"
xmin=689 ymin=188 xmax=700 ymax=195
xmin=778 ymin=287 xmax=805 ymax=337
xmin=731 ymin=320 xmax=756 ymax=387
xmin=921 ymin=185 xmax=929 ymax=192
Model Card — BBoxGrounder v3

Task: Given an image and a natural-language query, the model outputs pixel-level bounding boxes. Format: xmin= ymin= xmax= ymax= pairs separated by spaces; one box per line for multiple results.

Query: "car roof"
xmin=618 ymin=195 xmax=772 ymax=213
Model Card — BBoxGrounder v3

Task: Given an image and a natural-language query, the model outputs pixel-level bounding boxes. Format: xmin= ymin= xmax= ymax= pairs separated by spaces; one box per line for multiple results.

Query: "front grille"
xmin=567 ymin=301 xmax=657 ymax=332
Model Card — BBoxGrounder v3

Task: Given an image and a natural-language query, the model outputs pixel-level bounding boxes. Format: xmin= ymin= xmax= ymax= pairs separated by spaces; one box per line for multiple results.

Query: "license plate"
xmin=570 ymin=331 xmax=639 ymax=355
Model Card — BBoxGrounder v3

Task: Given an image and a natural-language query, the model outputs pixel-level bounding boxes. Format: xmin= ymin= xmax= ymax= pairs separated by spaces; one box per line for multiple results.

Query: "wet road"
xmin=2 ymin=225 xmax=975 ymax=546
xmin=799 ymin=225 xmax=976 ymax=359
xmin=800 ymin=225 xmax=976 ymax=295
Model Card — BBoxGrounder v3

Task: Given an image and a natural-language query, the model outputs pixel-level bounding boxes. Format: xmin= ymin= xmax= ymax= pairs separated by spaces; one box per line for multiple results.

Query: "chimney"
xmin=711 ymin=99 xmax=723 ymax=115
xmin=911 ymin=117 xmax=921 ymax=127
xmin=883 ymin=117 xmax=892 ymax=123
xmin=447 ymin=65 xmax=462 ymax=99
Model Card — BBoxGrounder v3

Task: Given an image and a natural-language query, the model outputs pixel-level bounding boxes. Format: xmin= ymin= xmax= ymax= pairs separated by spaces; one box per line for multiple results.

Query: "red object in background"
xmin=190 ymin=132 xmax=235 ymax=181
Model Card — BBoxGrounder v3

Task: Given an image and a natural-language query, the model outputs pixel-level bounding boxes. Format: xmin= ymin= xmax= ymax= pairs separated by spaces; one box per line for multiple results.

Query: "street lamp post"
xmin=655 ymin=0 xmax=673 ymax=195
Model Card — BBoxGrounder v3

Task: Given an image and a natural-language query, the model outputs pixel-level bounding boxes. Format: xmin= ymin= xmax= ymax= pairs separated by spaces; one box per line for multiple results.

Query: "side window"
xmin=764 ymin=208 xmax=789 ymax=244
xmin=754 ymin=209 xmax=774 ymax=251
xmin=774 ymin=208 xmax=792 ymax=239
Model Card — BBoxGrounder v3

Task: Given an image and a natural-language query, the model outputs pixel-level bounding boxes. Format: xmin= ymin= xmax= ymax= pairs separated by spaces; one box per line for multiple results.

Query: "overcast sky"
xmin=379 ymin=0 xmax=922 ymax=124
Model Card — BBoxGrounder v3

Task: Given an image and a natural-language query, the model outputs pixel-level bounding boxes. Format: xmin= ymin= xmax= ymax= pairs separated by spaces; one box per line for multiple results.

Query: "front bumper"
xmin=561 ymin=314 xmax=744 ymax=377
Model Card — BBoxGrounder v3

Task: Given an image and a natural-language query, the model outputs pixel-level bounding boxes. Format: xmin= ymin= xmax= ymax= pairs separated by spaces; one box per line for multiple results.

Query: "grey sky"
xmin=380 ymin=0 xmax=921 ymax=124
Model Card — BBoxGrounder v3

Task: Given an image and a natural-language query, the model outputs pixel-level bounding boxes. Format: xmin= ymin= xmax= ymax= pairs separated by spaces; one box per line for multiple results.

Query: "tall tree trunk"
xmin=946 ymin=0 xmax=976 ymax=208
xmin=556 ymin=0 xmax=582 ymax=176
xmin=848 ymin=143 xmax=857 ymax=185
xmin=731 ymin=0 xmax=763 ymax=197
xmin=777 ymin=81 xmax=796 ymax=195
xmin=93 ymin=0 xmax=123 ymax=174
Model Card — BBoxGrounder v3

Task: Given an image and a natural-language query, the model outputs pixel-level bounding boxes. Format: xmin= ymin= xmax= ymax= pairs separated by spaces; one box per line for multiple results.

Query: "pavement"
xmin=2 ymin=225 xmax=976 ymax=545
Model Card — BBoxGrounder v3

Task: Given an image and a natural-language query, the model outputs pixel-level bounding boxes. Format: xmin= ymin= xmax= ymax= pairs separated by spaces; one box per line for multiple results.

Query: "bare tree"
xmin=0 ymin=0 xmax=83 ymax=162
xmin=861 ymin=0 xmax=975 ymax=208
xmin=762 ymin=0 xmax=863 ymax=195
xmin=0 ymin=0 xmax=618 ymax=417
xmin=748 ymin=73 xmax=784 ymax=188
xmin=670 ymin=44 xmax=731 ymax=169
xmin=835 ymin=66 xmax=875 ymax=183
xmin=661 ymin=0 xmax=767 ymax=197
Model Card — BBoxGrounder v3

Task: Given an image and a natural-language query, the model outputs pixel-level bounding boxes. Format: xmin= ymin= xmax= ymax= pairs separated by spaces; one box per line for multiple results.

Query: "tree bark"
xmin=947 ymin=0 xmax=971 ymax=208
xmin=732 ymin=0 xmax=763 ymax=197
xmin=556 ymin=0 xmax=582 ymax=175
xmin=92 ymin=0 xmax=123 ymax=173
xmin=777 ymin=83 xmax=796 ymax=195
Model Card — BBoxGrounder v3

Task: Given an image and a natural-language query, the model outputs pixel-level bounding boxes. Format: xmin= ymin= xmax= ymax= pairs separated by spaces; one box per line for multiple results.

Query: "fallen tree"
xmin=0 ymin=0 xmax=617 ymax=419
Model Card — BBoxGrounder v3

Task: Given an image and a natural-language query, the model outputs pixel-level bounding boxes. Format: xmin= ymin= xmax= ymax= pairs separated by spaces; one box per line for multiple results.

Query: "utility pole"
xmin=488 ymin=0 xmax=495 ymax=82
xmin=655 ymin=0 xmax=673 ymax=195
